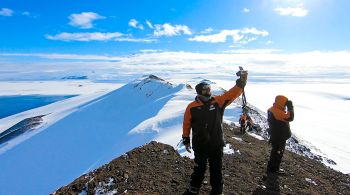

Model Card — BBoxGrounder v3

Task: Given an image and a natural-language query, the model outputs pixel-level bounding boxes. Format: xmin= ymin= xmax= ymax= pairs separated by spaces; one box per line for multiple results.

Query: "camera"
xmin=236 ymin=66 xmax=248 ymax=77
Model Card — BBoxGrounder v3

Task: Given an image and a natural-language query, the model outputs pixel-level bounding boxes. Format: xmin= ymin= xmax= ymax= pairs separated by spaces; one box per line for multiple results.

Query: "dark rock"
xmin=55 ymin=124 xmax=350 ymax=195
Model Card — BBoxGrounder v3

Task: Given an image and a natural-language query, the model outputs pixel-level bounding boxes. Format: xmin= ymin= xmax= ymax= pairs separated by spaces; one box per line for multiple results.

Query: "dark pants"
xmin=189 ymin=145 xmax=224 ymax=194
xmin=267 ymin=140 xmax=286 ymax=172
xmin=240 ymin=122 xmax=246 ymax=134
xmin=247 ymin=121 xmax=253 ymax=131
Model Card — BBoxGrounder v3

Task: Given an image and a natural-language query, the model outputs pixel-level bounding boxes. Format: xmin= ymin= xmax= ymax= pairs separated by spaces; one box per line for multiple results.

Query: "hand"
xmin=185 ymin=144 xmax=192 ymax=153
xmin=241 ymin=71 xmax=248 ymax=83
xmin=286 ymin=100 xmax=293 ymax=110
xmin=182 ymin=136 xmax=191 ymax=153
xmin=236 ymin=71 xmax=248 ymax=89
xmin=236 ymin=78 xmax=246 ymax=89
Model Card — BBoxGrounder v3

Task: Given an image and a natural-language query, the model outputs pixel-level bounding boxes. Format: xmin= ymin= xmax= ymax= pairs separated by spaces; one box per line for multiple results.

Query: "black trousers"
xmin=267 ymin=140 xmax=286 ymax=172
xmin=240 ymin=122 xmax=246 ymax=134
xmin=189 ymin=145 xmax=224 ymax=194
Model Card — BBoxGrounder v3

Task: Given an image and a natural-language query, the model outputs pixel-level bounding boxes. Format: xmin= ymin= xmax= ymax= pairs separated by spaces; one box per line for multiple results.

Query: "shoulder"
xmin=187 ymin=100 xmax=203 ymax=109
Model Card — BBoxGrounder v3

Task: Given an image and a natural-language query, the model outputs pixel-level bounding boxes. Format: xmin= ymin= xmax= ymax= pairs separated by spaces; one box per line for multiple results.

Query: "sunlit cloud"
xmin=242 ymin=8 xmax=250 ymax=13
xmin=139 ymin=49 xmax=163 ymax=53
xmin=22 ymin=11 xmax=30 ymax=16
xmin=221 ymin=49 xmax=281 ymax=54
xmin=153 ymin=23 xmax=192 ymax=37
xmin=275 ymin=4 xmax=308 ymax=17
xmin=128 ymin=19 xmax=144 ymax=30
xmin=0 ymin=53 xmax=123 ymax=61
xmin=68 ymin=12 xmax=106 ymax=29
xmin=266 ymin=40 xmax=273 ymax=45
xmin=189 ymin=27 xmax=268 ymax=45
xmin=46 ymin=32 xmax=155 ymax=42
xmin=0 ymin=8 xmax=14 ymax=16
xmin=146 ymin=20 xmax=153 ymax=29
xmin=200 ymin=28 xmax=214 ymax=34
xmin=2 ymin=50 xmax=350 ymax=79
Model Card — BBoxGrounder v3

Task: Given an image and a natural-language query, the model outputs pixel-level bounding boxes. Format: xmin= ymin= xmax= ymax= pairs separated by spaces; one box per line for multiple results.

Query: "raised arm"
xmin=215 ymin=85 xmax=243 ymax=108
xmin=215 ymin=72 xmax=247 ymax=108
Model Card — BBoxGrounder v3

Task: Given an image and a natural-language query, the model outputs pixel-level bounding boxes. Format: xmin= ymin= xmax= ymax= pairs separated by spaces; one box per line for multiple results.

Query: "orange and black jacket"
xmin=267 ymin=96 xmax=294 ymax=143
xmin=183 ymin=86 xmax=243 ymax=149
xmin=239 ymin=114 xmax=247 ymax=124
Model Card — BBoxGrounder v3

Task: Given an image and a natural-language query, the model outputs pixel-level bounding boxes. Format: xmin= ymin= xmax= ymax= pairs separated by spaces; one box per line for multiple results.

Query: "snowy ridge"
xmin=0 ymin=75 xmax=184 ymax=195
xmin=0 ymin=75 xmax=343 ymax=195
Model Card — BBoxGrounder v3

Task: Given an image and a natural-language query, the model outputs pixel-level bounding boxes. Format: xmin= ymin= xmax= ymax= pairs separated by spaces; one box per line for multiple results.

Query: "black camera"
xmin=236 ymin=66 xmax=247 ymax=77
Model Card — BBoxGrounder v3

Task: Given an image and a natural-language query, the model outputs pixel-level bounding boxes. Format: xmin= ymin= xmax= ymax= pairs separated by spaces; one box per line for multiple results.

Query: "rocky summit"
xmin=55 ymin=123 xmax=350 ymax=195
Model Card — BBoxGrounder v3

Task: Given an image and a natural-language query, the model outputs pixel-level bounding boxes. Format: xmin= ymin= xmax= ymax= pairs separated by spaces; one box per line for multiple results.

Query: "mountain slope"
xmin=55 ymin=124 xmax=350 ymax=194
xmin=0 ymin=75 xmax=183 ymax=195
xmin=1 ymin=75 xmax=348 ymax=194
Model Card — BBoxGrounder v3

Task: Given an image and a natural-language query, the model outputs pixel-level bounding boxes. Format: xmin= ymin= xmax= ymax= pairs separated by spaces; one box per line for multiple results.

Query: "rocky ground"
xmin=55 ymin=123 xmax=350 ymax=195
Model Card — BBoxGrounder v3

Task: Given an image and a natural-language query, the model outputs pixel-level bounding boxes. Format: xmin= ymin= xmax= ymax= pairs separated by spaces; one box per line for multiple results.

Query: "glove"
xmin=286 ymin=100 xmax=293 ymax=110
xmin=236 ymin=78 xmax=246 ymax=89
xmin=182 ymin=136 xmax=191 ymax=153
xmin=182 ymin=136 xmax=190 ymax=145
xmin=236 ymin=71 xmax=248 ymax=89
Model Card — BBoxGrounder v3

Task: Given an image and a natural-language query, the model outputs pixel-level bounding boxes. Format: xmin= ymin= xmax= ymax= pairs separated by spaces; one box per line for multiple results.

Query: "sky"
xmin=1 ymin=0 xmax=350 ymax=57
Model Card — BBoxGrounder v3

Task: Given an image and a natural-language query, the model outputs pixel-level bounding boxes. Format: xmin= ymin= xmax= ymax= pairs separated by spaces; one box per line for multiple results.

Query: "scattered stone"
xmin=55 ymin=124 xmax=350 ymax=194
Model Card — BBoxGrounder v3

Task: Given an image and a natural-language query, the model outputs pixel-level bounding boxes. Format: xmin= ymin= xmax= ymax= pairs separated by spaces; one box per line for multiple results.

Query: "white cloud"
xmin=266 ymin=40 xmax=273 ymax=45
xmin=128 ymin=19 xmax=144 ymax=30
xmin=241 ymin=28 xmax=268 ymax=36
xmin=274 ymin=4 xmax=308 ymax=17
xmin=153 ymin=23 xmax=192 ymax=37
xmin=2 ymin=50 xmax=350 ymax=80
xmin=68 ymin=12 xmax=106 ymax=29
xmin=22 ymin=11 xmax=30 ymax=16
xmin=222 ymin=49 xmax=281 ymax=54
xmin=242 ymin=8 xmax=250 ymax=13
xmin=146 ymin=20 xmax=153 ymax=29
xmin=0 ymin=8 xmax=14 ymax=16
xmin=200 ymin=28 xmax=214 ymax=34
xmin=0 ymin=53 xmax=123 ymax=61
xmin=139 ymin=49 xmax=163 ymax=53
xmin=238 ymin=36 xmax=258 ymax=45
xmin=46 ymin=32 xmax=122 ymax=41
xmin=189 ymin=27 xmax=268 ymax=44
xmin=46 ymin=32 xmax=155 ymax=42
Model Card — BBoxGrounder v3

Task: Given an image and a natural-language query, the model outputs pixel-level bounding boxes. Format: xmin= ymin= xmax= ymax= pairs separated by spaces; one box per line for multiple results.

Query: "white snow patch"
xmin=248 ymin=132 xmax=265 ymax=141
xmin=305 ymin=178 xmax=318 ymax=185
xmin=224 ymin=143 xmax=239 ymax=155
xmin=232 ymin=136 xmax=243 ymax=142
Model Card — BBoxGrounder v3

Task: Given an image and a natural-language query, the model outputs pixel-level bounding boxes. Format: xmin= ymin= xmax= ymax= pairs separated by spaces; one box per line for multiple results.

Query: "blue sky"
xmin=1 ymin=0 xmax=350 ymax=55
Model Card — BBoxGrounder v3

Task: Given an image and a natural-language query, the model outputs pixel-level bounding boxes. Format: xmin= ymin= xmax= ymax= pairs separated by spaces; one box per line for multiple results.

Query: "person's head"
xmin=274 ymin=95 xmax=288 ymax=110
xmin=195 ymin=82 xmax=212 ymax=98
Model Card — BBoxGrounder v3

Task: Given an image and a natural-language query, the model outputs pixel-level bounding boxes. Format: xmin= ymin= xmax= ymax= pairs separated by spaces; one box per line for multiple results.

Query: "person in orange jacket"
xmin=239 ymin=112 xmax=253 ymax=134
xmin=266 ymin=95 xmax=294 ymax=174
xmin=239 ymin=113 xmax=247 ymax=134
xmin=182 ymin=73 xmax=247 ymax=195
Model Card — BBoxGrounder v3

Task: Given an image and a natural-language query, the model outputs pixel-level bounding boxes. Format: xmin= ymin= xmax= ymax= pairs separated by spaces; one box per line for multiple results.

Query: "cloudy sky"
xmin=1 ymin=0 xmax=349 ymax=57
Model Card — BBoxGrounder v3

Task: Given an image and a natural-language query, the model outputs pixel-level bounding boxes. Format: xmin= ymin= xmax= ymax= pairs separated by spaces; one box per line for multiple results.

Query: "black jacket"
xmin=268 ymin=107 xmax=294 ymax=143
xmin=183 ymin=86 xmax=243 ymax=150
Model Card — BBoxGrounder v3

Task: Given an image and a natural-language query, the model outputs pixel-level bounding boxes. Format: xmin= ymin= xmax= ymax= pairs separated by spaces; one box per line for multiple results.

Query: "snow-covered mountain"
xmin=0 ymin=75 xmax=345 ymax=194
xmin=0 ymin=75 xmax=183 ymax=194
